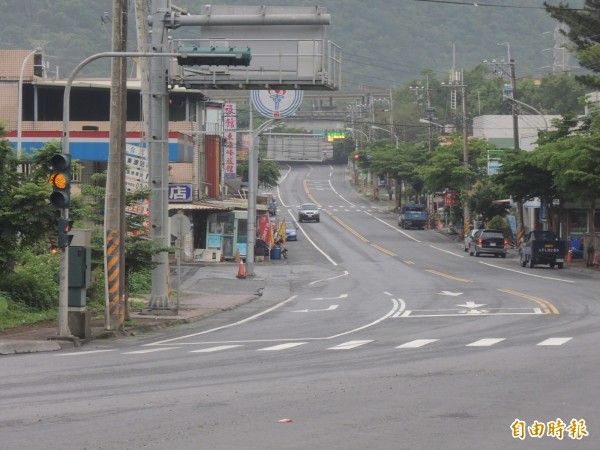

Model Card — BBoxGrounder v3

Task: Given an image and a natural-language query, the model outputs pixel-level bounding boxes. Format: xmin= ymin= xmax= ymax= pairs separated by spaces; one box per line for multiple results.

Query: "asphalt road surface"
xmin=1 ymin=163 xmax=598 ymax=450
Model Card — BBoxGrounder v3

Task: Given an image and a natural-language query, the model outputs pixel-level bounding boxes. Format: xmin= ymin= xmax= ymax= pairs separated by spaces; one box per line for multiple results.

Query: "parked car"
xmin=464 ymin=229 xmax=478 ymax=252
xmin=298 ymin=203 xmax=320 ymax=222
xmin=468 ymin=229 xmax=507 ymax=258
xmin=286 ymin=226 xmax=297 ymax=241
xmin=520 ymin=230 xmax=566 ymax=268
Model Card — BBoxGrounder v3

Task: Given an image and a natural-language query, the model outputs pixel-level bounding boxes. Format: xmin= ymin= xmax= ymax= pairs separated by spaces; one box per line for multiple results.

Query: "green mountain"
xmin=0 ymin=0 xmax=585 ymax=87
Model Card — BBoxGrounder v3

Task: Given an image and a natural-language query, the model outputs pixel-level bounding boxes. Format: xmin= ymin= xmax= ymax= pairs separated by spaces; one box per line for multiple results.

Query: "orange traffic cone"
xmin=593 ymin=252 xmax=599 ymax=267
xmin=236 ymin=259 xmax=246 ymax=279
xmin=567 ymin=249 xmax=572 ymax=263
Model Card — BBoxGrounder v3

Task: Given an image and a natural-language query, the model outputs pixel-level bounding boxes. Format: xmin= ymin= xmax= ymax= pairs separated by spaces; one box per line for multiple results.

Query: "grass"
xmin=0 ymin=299 xmax=57 ymax=331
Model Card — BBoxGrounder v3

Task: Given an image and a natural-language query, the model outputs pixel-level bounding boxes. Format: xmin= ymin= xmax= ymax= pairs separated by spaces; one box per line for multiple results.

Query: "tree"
xmin=236 ymin=157 xmax=280 ymax=188
xmin=545 ymin=1 xmax=600 ymax=90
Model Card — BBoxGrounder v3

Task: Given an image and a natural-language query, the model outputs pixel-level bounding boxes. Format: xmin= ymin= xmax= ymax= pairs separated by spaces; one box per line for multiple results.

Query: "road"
xmin=1 ymin=163 xmax=598 ymax=449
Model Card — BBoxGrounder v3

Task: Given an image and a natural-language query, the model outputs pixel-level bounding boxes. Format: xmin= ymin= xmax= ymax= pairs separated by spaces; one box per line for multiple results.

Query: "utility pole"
xmin=105 ymin=0 xmax=128 ymax=330
xmin=444 ymin=71 xmax=469 ymax=235
xmin=509 ymin=58 xmax=525 ymax=250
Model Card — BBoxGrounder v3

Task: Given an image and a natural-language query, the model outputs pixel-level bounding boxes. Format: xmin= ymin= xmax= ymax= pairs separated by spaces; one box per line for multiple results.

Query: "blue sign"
xmin=168 ymin=184 xmax=192 ymax=202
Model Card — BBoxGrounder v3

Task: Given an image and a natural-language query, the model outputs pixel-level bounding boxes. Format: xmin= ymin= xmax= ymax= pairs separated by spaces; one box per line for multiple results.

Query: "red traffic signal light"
xmin=57 ymin=218 xmax=74 ymax=248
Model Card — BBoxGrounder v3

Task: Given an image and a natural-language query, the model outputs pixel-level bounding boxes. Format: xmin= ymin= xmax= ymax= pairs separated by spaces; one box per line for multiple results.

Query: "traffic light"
xmin=49 ymin=153 xmax=71 ymax=209
xmin=177 ymin=46 xmax=252 ymax=67
xmin=57 ymin=218 xmax=74 ymax=248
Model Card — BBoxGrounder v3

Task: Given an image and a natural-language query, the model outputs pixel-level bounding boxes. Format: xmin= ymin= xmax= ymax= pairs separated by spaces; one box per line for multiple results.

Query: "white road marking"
xmin=466 ymin=338 xmax=505 ymax=347
xmin=537 ymin=337 xmax=573 ymax=346
xmin=310 ymin=294 xmax=348 ymax=301
xmin=429 ymin=245 xmax=465 ymax=257
xmin=190 ymin=345 xmax=243 ymax=353
xmin=123 ymin=347 xmax=179 ymax=354
xmin=292 ymin=304 xmax=338 ymax=313
xmin=439 ymin=291 xmax=463 ymax=296
xmin=309 ymin=270 xmax=349 ymax=286
xmin=477 ymin=261 xmax=575 ymax=283
xmin=399 ymin=307 xmax=543 ymax=318
xmin=456 ymin=301 xmax=486 ymax=309
xmin=369 ymin=214 xmax=421 ymax=242
xmin=258 ymin=342 xmax=308 ymax=351
xmin=55 ymin=349 xmax=116 ymax=356
xmin=148 ymin=295 xmax=298 ymax=345
xmin=396 ymin=339 xmax=439 ymax=348
xmin=328 ymin=340 xmax=373 ymax=350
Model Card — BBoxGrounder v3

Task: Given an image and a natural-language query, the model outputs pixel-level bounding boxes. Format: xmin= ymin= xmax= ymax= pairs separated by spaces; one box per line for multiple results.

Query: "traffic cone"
xmin=567 ymin=249 xmax=572 ymax=263
xmin=593 ymin=252 xmax=599 ymax=267
xmin=236 ymin=259 xmax=246 ymax=279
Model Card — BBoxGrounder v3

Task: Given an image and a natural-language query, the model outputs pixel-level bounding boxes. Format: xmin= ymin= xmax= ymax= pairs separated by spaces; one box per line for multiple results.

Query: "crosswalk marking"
xmin=396 ymin=339 xmax=439 ymax=349
xmin=55 ymin=337 xmax=576 ymax=356
xmin=257 ymin=342 xmax=308 ymax=351
xmin=466 ymin=338 xmax=505 ymax=347
xmin=537 ymin=337 xmax=572 ymax=346
xmin=328 ymin=340 xmax=373 ymax=350
xmin=190 ymin=345 xmax=244 ymax=353
xmin=122 ymin=347 xmax=180 ymax=354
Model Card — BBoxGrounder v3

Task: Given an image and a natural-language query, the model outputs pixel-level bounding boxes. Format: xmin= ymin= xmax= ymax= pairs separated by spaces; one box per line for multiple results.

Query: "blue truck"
xmin=398 ymin=204 xmax=428 ymax=230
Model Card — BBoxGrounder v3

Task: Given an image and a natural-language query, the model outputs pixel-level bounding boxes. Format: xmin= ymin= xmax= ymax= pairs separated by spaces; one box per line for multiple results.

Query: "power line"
xmin=413 ymin=0 xmax=584 ymax=10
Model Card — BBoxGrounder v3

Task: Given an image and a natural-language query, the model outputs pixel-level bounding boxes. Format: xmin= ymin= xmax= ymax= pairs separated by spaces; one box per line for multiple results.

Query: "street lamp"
xmin=419 ymin=118 xmax=445 ymax=131
xmin=370 ymin=125 xmax=399 ymax=148
xmin=17 ymin=47 xmax=42 ymax=161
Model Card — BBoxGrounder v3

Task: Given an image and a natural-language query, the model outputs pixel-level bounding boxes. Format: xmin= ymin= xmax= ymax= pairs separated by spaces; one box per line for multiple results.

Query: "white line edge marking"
xmin=123 ymin=347 xmax=179 ymax=354
xmin=147 ymin=295 xmax=299 ymax=345
xmin=55 ymin=349 xmax=116 ymax=356
xmin=150 ymin=295 xmax=401 ymax=345
xmin=288 ymin=211 xmax=338 ymax=266
xmin=477 ymin=261 xmax=575 ymax=283
xmin=429 ymin=244 xmax=465 ymax=257
xmin=368 ymin=213 xmax=421 ymax=242
xmin=328 ymin=179 xmax=355 ymax=206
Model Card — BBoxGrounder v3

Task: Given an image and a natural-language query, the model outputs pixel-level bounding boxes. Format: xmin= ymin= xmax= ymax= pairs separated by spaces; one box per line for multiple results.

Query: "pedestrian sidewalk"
xmin=0 ymin=261 xmax=289 ymax=356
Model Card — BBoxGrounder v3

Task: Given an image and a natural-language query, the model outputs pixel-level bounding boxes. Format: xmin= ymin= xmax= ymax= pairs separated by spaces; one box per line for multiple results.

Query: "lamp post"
xmin=370 ymin=125 xmax=399 ymax=148
xmin=17 ymin=47 xmax=42 ymax=162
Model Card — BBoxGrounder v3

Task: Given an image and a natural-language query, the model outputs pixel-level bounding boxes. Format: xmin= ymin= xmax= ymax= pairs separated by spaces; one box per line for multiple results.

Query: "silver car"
xmin=298 ymin=203 xmax=320 ymax=222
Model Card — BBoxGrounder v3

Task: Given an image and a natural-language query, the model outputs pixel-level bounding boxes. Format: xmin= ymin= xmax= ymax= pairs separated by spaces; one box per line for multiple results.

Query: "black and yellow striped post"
xmin=106 ymin=229 xmax=123 ymax=330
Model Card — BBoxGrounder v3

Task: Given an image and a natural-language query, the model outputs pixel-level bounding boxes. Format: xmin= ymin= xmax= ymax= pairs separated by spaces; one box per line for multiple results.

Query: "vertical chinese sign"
xmin=223 ymin=102 xmax=237 ymax=180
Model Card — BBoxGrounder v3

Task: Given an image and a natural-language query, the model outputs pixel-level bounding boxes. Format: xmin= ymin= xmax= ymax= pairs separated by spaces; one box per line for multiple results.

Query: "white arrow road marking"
xmin=458 ymin=309 xmax=489 ymax=314
xmin=293 ymin=305 xmax=339 ymax=313
xmin=537 ymin=337 xmax=573 ymax=346
xmin=396 ymin=339 xmax=439 ymax=349
xmin=310 ymin=294 xmax=348 ymax=301
xmin=258 ymin=342 xmax=308 ymax=351
xmin=466 ymin=338 xmax=505 ymax=347
xmin=122 ymin=347 xmax=180 ymax=354
xmin=439 ymin=291 xmax=463 ymax=296
xmin=328 ymin=340 xmax=373 ymax=350
xmin=456 ymin=301 xmax=486 ymax=309
xmin=190 ymin=345 xmax=243 ymax=353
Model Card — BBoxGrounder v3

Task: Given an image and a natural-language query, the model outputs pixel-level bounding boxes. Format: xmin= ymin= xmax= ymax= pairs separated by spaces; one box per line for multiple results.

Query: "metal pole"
xmin=61 ymin=50 xmax=179 ymax=334
xmin=17 ymin=48 xmax=41 ymax=162
xmin=146 ymin=0 xmax=172 ymax=309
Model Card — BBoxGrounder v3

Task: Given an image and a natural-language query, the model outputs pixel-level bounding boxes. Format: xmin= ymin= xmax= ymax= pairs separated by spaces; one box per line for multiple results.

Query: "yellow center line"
xmin=426 ymin=269 xmax=473 ymax=283
xmin=330 ymin=215 xmax=370 ymax=242
xmin=371 ymin=243 xmax=397 ymax=257
xmin=498 ymin=288 xmax=560 ymax=315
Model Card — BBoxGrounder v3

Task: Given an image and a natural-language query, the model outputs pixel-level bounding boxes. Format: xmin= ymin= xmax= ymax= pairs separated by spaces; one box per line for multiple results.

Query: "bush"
xmin=0 ymin=251 xmax=59 ymax=310
xmin=127 ymin=268 xmax=152 ymax=295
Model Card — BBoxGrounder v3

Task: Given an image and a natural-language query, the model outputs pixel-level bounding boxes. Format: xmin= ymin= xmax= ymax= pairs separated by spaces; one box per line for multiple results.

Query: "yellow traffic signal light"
xmin=49 ymin=153 xmax=71 ymax=209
